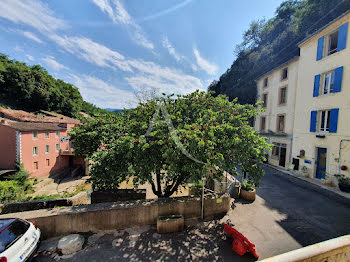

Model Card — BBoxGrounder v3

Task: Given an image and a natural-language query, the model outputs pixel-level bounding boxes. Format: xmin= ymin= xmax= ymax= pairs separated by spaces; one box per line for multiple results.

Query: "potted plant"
xmin=240 ymin=180 xmax=256 ymax=201
xmin=334 ymin=174 xmax=350 ymax=193
xmin=157 ymin=215 xmax=184 ymax=234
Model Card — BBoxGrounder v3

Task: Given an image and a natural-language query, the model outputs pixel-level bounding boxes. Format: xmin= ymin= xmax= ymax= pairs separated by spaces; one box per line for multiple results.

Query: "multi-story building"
xmin=255 ymin=57 xmax=299 ymax=169
xmin=292 ymin=12 xmax=350 ymax=179
xmin=0 ymin=108 xmax=85 ymax=177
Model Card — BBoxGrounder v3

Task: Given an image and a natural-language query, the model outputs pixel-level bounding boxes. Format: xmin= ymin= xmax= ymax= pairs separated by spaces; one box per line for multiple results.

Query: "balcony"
xmin=60 ymin=148 xmax=75 ymax=156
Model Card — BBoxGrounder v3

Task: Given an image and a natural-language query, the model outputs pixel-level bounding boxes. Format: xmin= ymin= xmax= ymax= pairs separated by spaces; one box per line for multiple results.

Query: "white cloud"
xmin=0 ymin=0 xmax=66 ymax=33
xmin=43 ymin=56 xmax=68 ymax=71
xmin=71 ymin=74 xmax=137 ymax=108
xmin=193 ymin=48 xmax=218 ymax=76
xmin=92 ymin=0 xmax=154 ymax=50
xmin=26 ymin=55 xmax=35 ymax=61
xmin=162 ymin=36 xmax=182 ymax=62
xmin=21 ymin=31 xmax=43 ymax=43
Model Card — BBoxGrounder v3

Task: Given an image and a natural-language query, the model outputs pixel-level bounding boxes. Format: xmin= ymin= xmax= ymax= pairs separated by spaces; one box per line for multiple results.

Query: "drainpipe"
xmin=289 ymin=135 xmax=293 ymax=165
xmin=339 ymin=139 xmax=350 ymax=173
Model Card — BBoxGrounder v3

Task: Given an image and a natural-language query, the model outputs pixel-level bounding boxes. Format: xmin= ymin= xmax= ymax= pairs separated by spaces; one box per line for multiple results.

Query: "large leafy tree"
xmin=70 ymin=91 xmax=270 ymax=198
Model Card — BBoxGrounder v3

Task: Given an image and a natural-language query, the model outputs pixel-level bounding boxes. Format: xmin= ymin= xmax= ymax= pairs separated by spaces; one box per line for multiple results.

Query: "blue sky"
xmin=0 ymin=0 xmax=283 ymax=109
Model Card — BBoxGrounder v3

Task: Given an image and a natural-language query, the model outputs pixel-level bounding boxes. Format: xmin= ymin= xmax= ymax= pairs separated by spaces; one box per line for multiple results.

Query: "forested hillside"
xmin=0 ymin=53 xmax=105 ymax=117
xmin=209 ymin=0 xmax=350 ymax=104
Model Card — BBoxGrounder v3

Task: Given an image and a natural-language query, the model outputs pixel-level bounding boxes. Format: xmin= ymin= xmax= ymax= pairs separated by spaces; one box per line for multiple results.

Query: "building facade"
xmin=255 ymin=57 xmax=299 ymax=169
xmin=291 ymin=12 xmax=350 ymax=180
xmin=0 ymin=108 xmax=85 ymax=177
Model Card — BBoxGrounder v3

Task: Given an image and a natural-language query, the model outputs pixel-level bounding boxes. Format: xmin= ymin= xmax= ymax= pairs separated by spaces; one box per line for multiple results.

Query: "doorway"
xmin=316 ymin=147 xmax=327 ymax=179
xmin=279 ymin=147 xmax=287 ymax=167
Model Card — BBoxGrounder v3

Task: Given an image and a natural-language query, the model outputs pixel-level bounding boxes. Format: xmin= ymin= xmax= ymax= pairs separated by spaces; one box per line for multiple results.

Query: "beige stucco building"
xmin=255 ymin=57 xmax=299 ymax=169
xmin=291 ymin=12 xmax=350 ymax=180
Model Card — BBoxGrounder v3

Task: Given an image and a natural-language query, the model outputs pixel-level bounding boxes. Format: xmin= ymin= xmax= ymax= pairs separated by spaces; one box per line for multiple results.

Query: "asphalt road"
xmin=33 ymin=165 xmax=350 ymax=261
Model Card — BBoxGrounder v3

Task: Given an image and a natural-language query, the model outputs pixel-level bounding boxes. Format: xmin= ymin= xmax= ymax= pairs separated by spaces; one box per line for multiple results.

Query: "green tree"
xmin=70 ymin=91 xmax=270 ymax=197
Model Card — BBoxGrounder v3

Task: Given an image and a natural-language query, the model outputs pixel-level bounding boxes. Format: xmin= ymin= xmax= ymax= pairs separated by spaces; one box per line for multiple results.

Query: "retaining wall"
xmin=0 ymin=195 xmax=230 ymax=239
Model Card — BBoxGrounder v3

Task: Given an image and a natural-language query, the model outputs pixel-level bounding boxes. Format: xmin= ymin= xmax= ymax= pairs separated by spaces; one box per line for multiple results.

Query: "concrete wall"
xmin=0 ymin=195 xmax=230 ymax=239
xmin=261 ymin=235 xmax=350 ymax=262
xmin=255 ymin=58 xmax=299 ymax=168
xmin=292 ymin=13 xmax=350 ymax=179
xmin=0 ymin=124 xmax=17 ymax=169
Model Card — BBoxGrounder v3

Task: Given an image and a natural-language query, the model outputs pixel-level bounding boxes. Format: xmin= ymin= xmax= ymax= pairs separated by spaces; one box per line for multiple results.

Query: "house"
xmin=291 ymin=11 xmax=350 ymax=179
xmin=254 ymin=57 xmax=299 ymax=169
xmin=0 ymin=108 xmax=85 ymax=177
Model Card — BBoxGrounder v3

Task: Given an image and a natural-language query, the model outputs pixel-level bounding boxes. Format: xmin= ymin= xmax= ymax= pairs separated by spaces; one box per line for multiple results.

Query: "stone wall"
xmin=0 ymin=195 xmax=231 ymax=239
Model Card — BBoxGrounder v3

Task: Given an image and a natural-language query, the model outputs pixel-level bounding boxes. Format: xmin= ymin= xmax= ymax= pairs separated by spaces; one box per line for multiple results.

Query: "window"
xmin=279 ymin=87 xmax=287 ymax=104
xmin=326 ymin=30 xmax=339 ymax=56
xmin=56 ymin=131 xmax=60 ymax=138
xmin=277 ymin=115 xmax=285 ymax=132
xmin=46 ymin=159 xmax=50 ymax=166
xmin=33 ymin=161 xmax=38 ymax=170
xmin=272 ymin=143 xmax=287 ymax=159
xmin=262 ymin=94 xmax=268 ymax=108
xmin=0 ymin=219 xmax=30 ymax=253
xmin=45 ymin=131 xmax=49 ymax=138
xmin=260 ymin=117 xmax=266 ymax=131
xmin=319 ymin=110 xmax=331 ymax=132
xmin=32 ymin=131 xmax=38 ymax=139
xmin=281 ymin=68 xmax=288 ymax=80
xmin=33 ymin=146 xmax=38 ymax=156
xmin=263 ymin=77 xmax=268 ymax=87
xmin=45 ymin=145 xmax=49 ymax=153
xmin=322 ymin=71 xmax=335 ymax=95
xmin=56 ymin=144 xmax=60 ymax=152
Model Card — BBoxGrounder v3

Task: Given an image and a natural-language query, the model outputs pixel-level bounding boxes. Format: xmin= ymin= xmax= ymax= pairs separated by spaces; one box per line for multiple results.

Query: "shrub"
xmin=241 ymin=180 xmax=255 ymax=192
xmin=0 ymin=180 xmax=29 ymax=203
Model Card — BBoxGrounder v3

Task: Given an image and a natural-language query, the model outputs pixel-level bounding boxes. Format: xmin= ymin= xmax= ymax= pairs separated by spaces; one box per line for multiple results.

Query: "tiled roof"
xmin=0 ymin=118 xmax=66 ymax=131
xmin=0 ymin=108 xmax=80 ymax=124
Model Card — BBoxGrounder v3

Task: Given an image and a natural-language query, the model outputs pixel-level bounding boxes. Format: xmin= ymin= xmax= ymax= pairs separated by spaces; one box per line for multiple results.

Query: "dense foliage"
xmin=209 ymin=0 xmax=350 ymax=104
xmin=70 ymin=91 xmax=270 ymax=197
xmin=0 ymin=53 xmax=105 ymax=117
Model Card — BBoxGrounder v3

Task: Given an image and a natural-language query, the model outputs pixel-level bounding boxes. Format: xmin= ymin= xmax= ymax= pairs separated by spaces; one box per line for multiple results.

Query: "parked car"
xmin=0 ymin=218 xmax=40 ymax=262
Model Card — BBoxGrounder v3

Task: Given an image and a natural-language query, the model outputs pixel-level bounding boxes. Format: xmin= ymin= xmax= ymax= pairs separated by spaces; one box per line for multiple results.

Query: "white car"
xmin=0 ymin=218 xmax=41 ymax=262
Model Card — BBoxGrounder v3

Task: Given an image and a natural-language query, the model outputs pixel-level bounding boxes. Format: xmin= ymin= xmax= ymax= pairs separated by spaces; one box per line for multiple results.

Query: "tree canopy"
xmin=70 ymin=91 xmax=270 ymax=197
xmin=209 ymin=0 xmax=350 ymax=104
xmin=0 ymin=53 xmax=106 ymax=117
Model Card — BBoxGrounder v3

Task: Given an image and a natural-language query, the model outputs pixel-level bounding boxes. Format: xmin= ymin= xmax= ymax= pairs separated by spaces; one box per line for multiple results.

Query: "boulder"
xmin=57 ymin=234 xmax=84 ymax=255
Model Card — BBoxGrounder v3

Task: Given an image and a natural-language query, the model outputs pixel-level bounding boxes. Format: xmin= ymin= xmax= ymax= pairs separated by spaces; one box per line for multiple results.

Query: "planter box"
xmin=91 ymin=189 xmax=146 ymax=204
xmin=157 ymin=215 xmax=184 ymax=234
xmin=240 ymin=188 xmax=256 ymax=201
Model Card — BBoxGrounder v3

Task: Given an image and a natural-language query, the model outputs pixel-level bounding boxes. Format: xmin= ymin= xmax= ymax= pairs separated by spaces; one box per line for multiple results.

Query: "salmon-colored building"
xmin=0 ymin=108 xmax=85 ymax=178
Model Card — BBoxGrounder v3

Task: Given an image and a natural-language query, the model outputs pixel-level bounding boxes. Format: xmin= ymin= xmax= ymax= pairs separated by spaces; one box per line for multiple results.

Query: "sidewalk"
xmin=263 ymin=163 xmax=350 ymax=207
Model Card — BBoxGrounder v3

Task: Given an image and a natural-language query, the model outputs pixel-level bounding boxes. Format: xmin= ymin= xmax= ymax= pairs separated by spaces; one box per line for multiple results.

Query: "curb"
xmin=262 ymin=163 xmax=350 ymax=207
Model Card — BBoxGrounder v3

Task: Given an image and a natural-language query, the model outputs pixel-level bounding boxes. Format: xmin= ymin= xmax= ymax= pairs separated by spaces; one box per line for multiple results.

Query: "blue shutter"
xmin=313 ymin=74 xmax=320 ymax=97
xmin=333 ymin=66 xmax=343 ymax=93
xmin=310 ymin=111 xmax=317 ymax=132
xmin=316 ymin=36 xmax=324 ymax=60
xmin=329 ymin=108 xmax=339 ymax=133
xmin=337 ymin=22 xmax=348 ymax=52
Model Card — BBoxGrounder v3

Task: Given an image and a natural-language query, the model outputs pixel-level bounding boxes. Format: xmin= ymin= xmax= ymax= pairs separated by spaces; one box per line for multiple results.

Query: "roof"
xmin=0 ymin=118 xmax=66 ymax=132
xmin=0 ymin=108 xmax=80 ymax=124
xmin=256 ymin=56 xmax=300 ymax=81
xmin=298 ymin=10 xmax=350 ymax=47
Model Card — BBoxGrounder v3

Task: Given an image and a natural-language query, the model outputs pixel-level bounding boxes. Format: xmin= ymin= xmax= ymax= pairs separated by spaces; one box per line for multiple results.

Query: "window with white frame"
xmin=325 ymin=30 xmax=339 ymax=56
xmin=32 ymin=131 xmax=38 ymax=139
xmin=56 ymin=131 xmax=60 ymax=138
xmin=45 ymin=131 xmax=49 ymax=138
xmin=45 ymin=145 xmax=50 ymax=153
xmin=263 ymin=77 xmax=268 ymax=87
xmin=33 ymin=146 xmax=38 ymax=156
xmin=322 ymin=70 xmax=335 ymax=95
xmin=319 ymin=110 xmax=331 ymax=132
xmin=281 ymin=68 xmax=288 ymax=80
xmin=56 ymin=144 xmax=59 ymax=152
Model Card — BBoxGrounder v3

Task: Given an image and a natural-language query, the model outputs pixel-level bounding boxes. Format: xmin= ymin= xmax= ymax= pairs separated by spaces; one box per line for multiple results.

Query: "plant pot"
xmin=229 ymin=184 xmax=241 ymax=199
xmin=338 ymin=183 xmax=350 ymax=193
xmin=157 ymin=215 xmax=184 ymax=234
xmin=240 ymin=188 xmax=256 ymax=201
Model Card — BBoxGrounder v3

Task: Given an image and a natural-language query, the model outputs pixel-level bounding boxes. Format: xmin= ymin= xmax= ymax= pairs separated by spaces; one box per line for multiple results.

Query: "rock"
xmin=112 ymin=238 xmax=123 ymax=247
xmin=57 ymin=234 xmax=85 ymax=255
xmin=87 ymin=232 xmax=105 ymax=246
xmin=152 ymin=233 xmax=161 ymax=239
xmin=38 ymin=237 xmax=60 ymax=253
xmin=113 ymin=230 xmax=125 ymax=237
